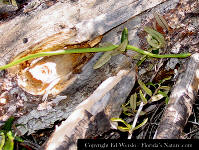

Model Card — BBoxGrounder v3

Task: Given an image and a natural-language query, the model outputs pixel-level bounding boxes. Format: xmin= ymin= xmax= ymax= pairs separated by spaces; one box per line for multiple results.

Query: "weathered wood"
xmin=15 ymin=53 xmax=136 ymax=135
xmin=155 ymin=53 xmax=199 ymax=139
xmin=41 ymin=1 xmax=189 ymax=148
xmin=0 ymin=0 xmax=167 ymax=66
xmin=44 ymin=67 xmax=136 ymax=150
xmin=153 ymin=0 xmax=199 ymax=139
xmin=0 ymin=0 xmax=171 ymax=136
xmin=4 ymin=0 xmax=199 ymax=146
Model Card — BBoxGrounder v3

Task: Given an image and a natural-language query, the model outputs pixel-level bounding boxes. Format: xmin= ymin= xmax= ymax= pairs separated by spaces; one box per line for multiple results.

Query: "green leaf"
xmin=165 ymin=97 xmax=169 ymax=104
xmin=98 ymin=42 xmax=114 ymax=47
xmin=117 ymin=126 xmax=130 ymax=132
xmin=151 ymin=94 xmax=164 ymax=102
xmin=158 ymin=76 xmax=172 ymax=84
xmin=93 ymin=51 xmax=112 ymax=69
xmin=121 ymin=28 xmax=128 ymax=43
xmin=139 ymin=111 xmax=146 ymax=116
xmin=0 ymin=132 xmax=5 ymax=150
xmin=14 ymin=136 xmax=24 ymax=143
xmin=133 ymin=110 xmax=146 ymax=116
xmin=159 ymin=86 xmax=170 ymax=91
xmin=139 ymin=90 xmax=148 ymax=104
xmin=158 ymin=90 xmax=168 ymax=97
xmin=122 ymin=103 xmax=133 ymax=116
xmin=146 ymin=82 xmax=156 ymax=88
xmin=137 ymin=47 xmax=155 ymax=66
xmin=130 ymin=93 xmax=137 ymax=111
xmin=10 ymin=0 xmax=17 ymax=7
xmin=110 ymin=118 xmax=131 ymax=129
xmin=146 ymin=34 xmax=160 ymax=49
xmin=154 ymin=12 xmax=169 ymax=31
xmin=121 ymin=104 xmax=130 ymax=112
xmin=113 ymin=39 xmax=128 ymax=52
xmin=93 ymin=37 xmax=128 ymax=69
xmin=137 ymin=55 xmax=147 ymax=66
xmin=123 ymin=112 xmax=133 ymax=116
xmin=144 ymin=27 xmax=165 ymax=48
xmin=0 ymin=0 xmax=9 ymax=5
xmin=15 ymin=124 xmax=26 ymax=129
xmin=136 ymin=101 xmax=141 ymax=106
xmin=3 ymin=131 xmax=14 ymax=150
xmin=159 ymin=89 xmax=170 ymax=104
xmin=132 ymin=118 xmax=148 ymax=131
xmin=138 ymin=79 xmax=152 ymax=96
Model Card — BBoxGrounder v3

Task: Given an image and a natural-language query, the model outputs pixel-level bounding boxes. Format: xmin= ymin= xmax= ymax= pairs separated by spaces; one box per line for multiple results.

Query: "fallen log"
xmin=0 ymin=0 xmax=167 ymax=66
xmin=43 ymin=65 xmax=136 ymax=150
xmin=0 ymin=0 xmax=168 ymax=136
xmin=155 ymin=53 xmax=199 ymax=139
xmin=2 ymin=0 xmax=197 ymax=147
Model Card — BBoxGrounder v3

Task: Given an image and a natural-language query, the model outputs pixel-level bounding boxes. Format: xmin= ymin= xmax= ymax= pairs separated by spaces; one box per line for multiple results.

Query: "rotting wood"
xmin=43 ymin=69 xmax=136 ymax=150
xmin=0 ymin=0 xmax=171 ymax=136
xmin=155 ymin=53 xmax=199 ymax=139
xmin=0 ymin=0 xmax=167 ymax=67
xmin=15 ymin=53 xmax=135 ymax=135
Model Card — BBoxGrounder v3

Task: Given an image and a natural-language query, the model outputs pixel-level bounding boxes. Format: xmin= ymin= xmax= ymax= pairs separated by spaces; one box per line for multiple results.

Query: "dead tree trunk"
xmin=155 ymin=53 xmax=199 ymax=139
xmin=0 ymin=0 xmax=166 ymax=136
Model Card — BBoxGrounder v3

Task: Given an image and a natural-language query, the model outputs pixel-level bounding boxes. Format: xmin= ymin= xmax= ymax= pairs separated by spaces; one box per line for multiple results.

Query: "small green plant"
xmin=144 ymin=27 xmax=165 ymax=49
xmin=93 ymin=27 xmax=128 ymax=69
xmin=0 ymin=117 xmax=24 ymax=150
xmin=137 ymin=26 xmax=166 ymax=66
xmin=110 ymin=117 xmax=148 ymax=133
xmin=111 ymin=77 xmax=171 ymax=136
xmin=110 ymin=25 xmax=172 ymax=135
xmin=0 ymin=28 xmax=191 ymax=71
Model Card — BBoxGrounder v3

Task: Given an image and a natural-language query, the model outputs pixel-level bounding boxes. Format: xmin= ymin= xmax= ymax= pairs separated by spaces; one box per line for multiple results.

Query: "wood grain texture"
xmin=155 ymin=53 xmax=199 ymax=139
xmin=44 ymin=68 xmax=136 ymax=150
xmin=0 ymin=0 xmax=175 ymax=138
xmin=0 ymin=0 xmax=166 ymax=66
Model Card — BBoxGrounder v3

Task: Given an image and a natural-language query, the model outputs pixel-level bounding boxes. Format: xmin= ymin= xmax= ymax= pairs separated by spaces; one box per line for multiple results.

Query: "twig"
xmin=128 ymin=101 xmax=145 ymax=139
